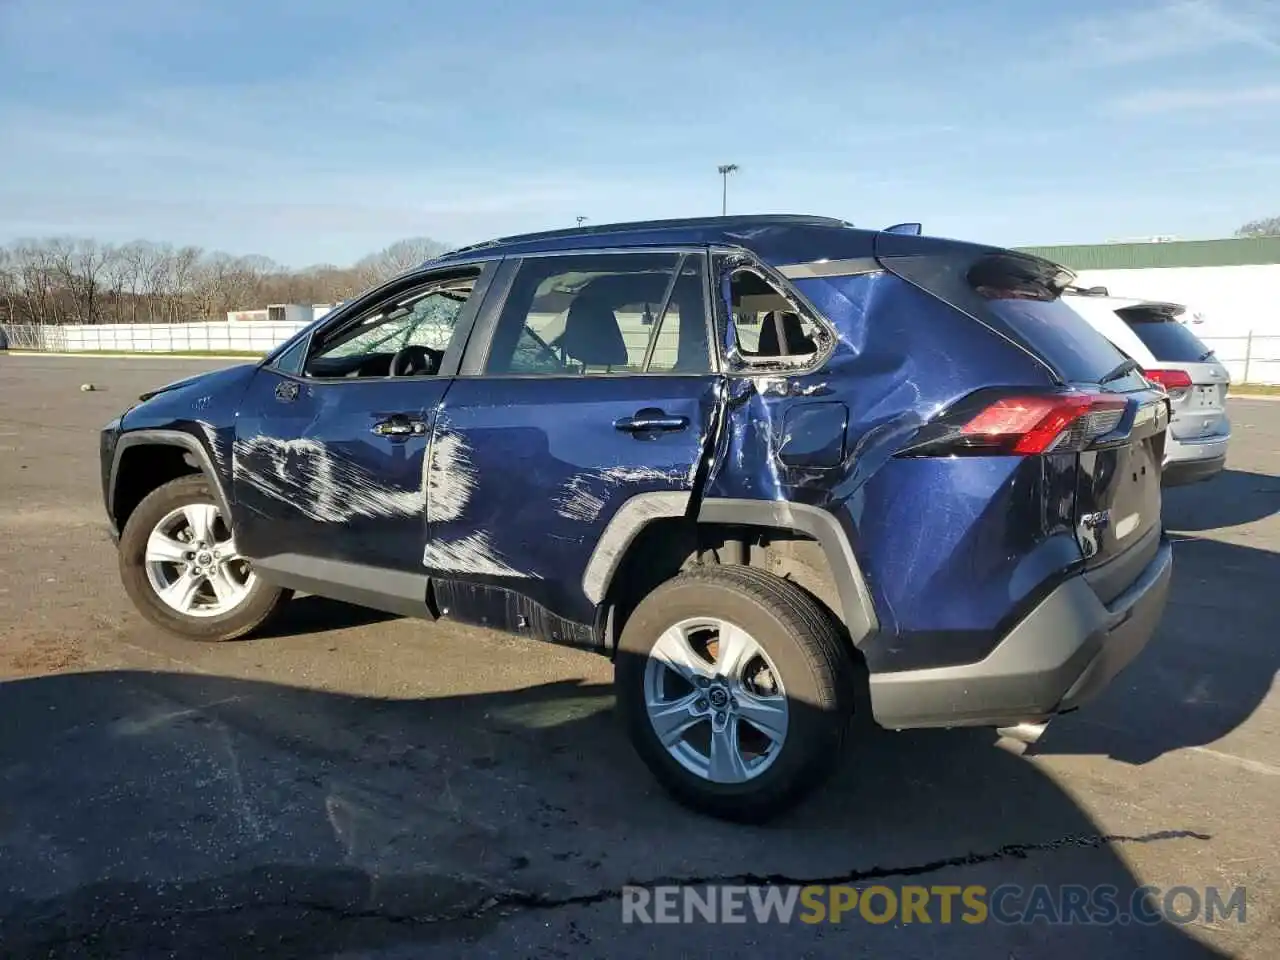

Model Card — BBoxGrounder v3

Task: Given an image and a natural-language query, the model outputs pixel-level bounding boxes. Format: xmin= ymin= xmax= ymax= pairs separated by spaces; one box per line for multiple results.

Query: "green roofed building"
xmin=1009 ymin=236 xmax=1279 ymax=384
xmin=1013 ymin=236 xmax=1280 ymax=272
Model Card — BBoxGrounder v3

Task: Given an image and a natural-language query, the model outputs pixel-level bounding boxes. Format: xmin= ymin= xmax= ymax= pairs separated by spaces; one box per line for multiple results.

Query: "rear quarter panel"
xmin=703 ymin=270 xmax=1081 ymax=670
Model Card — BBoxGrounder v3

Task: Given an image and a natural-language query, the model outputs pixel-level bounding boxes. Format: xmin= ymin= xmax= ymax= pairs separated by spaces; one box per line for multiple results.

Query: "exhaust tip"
xmin=996 ymin=721 xmax=1049 ymax=745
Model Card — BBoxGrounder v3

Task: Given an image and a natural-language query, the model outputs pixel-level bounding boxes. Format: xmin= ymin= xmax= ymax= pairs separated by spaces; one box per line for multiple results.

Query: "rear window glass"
xmin=1121 ymin=318 xmax=1212 ymax=363
xmin=965 ymin=254 xmax=1131 ymax=383
xmin=874 ymin=247 xmax=1135 ymax=385
xmin=981 ymin=296 xmax=1128 ymax=383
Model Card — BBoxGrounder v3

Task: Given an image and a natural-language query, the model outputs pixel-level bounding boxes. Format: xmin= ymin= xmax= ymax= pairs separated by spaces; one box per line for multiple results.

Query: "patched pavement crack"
xmin=465 ymin=828 xmax=1213 ymax=919
xmin=5 ymin=828 xmax=1212 ymax=953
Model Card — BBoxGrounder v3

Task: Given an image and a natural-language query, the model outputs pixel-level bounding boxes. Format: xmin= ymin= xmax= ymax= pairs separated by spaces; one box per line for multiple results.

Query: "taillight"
xmin=902 ymin=391 xmax=1129 ymax=457
xmin=959 ymin=393 xmax=1127 ymax=454
xmin=1143 ymin=368 xmax=1192 ymax=400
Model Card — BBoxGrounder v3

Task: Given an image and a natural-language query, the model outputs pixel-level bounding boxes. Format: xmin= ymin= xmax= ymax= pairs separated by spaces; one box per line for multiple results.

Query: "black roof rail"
xmin=441 ymin=214 xmax=855 ymax=258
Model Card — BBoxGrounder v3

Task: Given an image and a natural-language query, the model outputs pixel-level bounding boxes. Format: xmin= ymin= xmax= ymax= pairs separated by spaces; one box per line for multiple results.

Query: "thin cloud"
xmin=1109 ymin=84 xmax=1280 ymax=115
xmin=1061 ymin=0 xmax=1279 ymax=67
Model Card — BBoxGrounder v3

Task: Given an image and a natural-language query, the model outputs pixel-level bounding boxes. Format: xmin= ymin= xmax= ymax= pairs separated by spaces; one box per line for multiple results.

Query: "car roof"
xmin=423 ymin=214 xmax=877 ymax=267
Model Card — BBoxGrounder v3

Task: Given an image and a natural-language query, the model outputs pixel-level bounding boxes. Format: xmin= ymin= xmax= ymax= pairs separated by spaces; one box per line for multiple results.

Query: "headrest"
xmin=560 ymin=296 xmax=629 ymax=367
xmin=757 ymin=312 xmax=815 ymax=356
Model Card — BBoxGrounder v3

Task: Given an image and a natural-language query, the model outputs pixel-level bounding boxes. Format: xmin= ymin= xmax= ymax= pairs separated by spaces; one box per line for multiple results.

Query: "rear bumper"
xmin=867 ymin=537 xmax=1173 ymax=729
xmin=1161 ymin=429 xmax=1228 ymax=486
xmin=1165 ymin=430 xmax=1228 ymax=460
xmin=1163 ymin=454 xmax=1226 ymax=487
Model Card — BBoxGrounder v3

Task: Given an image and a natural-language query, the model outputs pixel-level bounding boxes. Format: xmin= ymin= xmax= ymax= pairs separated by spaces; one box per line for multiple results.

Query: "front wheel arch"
xmin=110 ymin=430 xmax=233 ymax=533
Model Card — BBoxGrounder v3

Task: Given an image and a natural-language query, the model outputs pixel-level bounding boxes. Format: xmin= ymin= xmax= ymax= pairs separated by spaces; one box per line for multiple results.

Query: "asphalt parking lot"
xmin=1 ymin=355 xmax=1277 ymax=959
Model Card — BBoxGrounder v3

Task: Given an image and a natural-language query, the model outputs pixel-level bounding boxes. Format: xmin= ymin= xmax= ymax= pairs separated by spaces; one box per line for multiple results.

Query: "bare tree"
xmin=354 ymin=237 xmax=451 ymax=288
xmin=0 ymin=232 xmax=452 ymax=326
xmin=1235 ymin=216 xmax=1280 ymax=238
xmin=167 ymin=246 xmax=202 ymax=322
xmin=0 ymin=249 xmax=20 ymax=325
xmin=118 ymin=241 xmax=153 ymax=323
xmin=102 ymin=245 xmax=133 ymax=323
xmin=72 ymin=239 xmax=113 ymax=323
xmin=16 ymin=241 xmax=62 ymax=325
xmin=123 ymin=243 xmax=151 ymax=322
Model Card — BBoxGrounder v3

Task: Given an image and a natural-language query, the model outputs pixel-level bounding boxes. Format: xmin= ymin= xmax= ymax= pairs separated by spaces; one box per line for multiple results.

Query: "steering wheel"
xmin=389 ymin=345 xmax=442 ymax=377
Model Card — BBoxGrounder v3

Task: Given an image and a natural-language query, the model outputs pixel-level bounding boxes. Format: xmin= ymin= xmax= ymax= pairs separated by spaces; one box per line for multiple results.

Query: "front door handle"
xmin=274 ymin=380 xmax=299 ymax=402
xmin=614 ymin=408 xmax=690 ymax=435
xmin=372 ymin=414 xmax=427 ymax=440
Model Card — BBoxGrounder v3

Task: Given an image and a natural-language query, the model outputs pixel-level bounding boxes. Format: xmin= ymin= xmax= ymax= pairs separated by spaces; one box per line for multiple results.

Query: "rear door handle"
xmin=614 ymin=408 xmax=689 ymax=435
xmin=372 ymin=414 xmax=427 ymax=440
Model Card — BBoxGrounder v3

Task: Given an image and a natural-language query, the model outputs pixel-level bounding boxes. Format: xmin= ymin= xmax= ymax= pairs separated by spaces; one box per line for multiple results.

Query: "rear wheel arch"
xmin=592 ymin=494 xmax=879 ymax=656
xmin=111 ymin=430 xmax=232 ymax=534
xmin=696 ymin=498 xmax=879 ymax=646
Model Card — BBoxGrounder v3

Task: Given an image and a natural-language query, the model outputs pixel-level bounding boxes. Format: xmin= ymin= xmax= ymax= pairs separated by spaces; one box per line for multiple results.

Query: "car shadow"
xmin=255 ymin=594 xmax=401 ymax=639
xmin=1162 ymin=468 xmax=1280 ymax=532
xmin=1031 ymin=533 xmax=1279 ymax=766
xmin=0 ymin=663 xmax=1230 ymax=958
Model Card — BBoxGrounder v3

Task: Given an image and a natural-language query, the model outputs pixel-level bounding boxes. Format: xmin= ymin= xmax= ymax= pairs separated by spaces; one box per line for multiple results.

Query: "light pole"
xmin=717 ymin=163 xmax=739 ymax=215
xmin=576 ymin=216 xmax=588 ymax=228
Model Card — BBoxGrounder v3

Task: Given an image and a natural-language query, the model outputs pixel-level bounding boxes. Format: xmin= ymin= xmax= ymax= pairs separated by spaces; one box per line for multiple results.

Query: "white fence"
xmin=1 ymin=321 xmax=308 ymax=354
xmin=3 ymin=322 xmax=1279 ymax=386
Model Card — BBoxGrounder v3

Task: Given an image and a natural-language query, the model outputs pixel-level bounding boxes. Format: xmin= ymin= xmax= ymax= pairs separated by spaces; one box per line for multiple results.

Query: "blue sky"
xmin=1 ymin=0 xmax=1277 ymax=266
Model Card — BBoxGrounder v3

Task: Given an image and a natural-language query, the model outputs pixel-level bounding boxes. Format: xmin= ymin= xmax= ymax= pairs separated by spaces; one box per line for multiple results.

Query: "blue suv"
xmin=100 ymin=215 xmax=1174 ymax=822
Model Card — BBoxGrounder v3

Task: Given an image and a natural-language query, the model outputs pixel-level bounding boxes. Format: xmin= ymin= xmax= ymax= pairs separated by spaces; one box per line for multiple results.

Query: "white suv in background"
xmin=1065 ymin=292 xmax=1231 ymax=487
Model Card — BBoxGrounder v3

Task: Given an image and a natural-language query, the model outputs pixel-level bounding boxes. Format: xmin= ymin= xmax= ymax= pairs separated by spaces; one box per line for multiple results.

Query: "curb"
xmin=1228 ymin=393 xmax=1280 ymax=402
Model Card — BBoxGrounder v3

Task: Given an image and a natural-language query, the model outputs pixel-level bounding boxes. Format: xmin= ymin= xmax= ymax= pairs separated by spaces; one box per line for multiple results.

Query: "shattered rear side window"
xmin=722 ymin=264 xmax=832 ymax=369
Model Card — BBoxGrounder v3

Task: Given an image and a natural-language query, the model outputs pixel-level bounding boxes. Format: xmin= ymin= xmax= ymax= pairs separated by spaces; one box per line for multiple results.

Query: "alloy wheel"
xmin=143 ymin=503 xmax=255 ymax=618
xmin=642 ymin=617 xmax=789 ymax=784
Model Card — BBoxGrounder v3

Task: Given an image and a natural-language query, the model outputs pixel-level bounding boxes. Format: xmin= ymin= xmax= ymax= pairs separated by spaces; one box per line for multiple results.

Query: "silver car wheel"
xmin=642 ymin=617 xmax=789 ymax=784
xmin=143 ymin=503 xmax=255 ymax=618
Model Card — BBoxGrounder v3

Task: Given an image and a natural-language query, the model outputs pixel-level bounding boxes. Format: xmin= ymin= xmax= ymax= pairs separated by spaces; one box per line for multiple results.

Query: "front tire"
xmin=615 ymin=565 xmax=853 ymax=823
xmin=118 ymin=474 xmax=290 ymax=642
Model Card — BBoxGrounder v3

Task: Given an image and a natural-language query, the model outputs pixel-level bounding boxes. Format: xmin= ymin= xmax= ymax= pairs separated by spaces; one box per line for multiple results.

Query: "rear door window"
xmin=1117 ymin=312 xmax=1213 ymax=363
xmin=481 ymin=251 xmax=712 ymax=376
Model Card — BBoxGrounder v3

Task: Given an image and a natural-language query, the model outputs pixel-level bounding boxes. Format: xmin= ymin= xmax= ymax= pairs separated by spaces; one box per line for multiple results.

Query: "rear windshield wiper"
xmin=1099 ymin=358 xmax=1140 ymax=384
xmin=1197 ymin=349 xmax=1216 ymax=362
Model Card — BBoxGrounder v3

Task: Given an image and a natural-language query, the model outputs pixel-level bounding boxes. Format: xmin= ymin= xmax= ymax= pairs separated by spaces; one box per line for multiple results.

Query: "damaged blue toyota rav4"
xmin=100 ymin=215 xmax=1174 ymax=822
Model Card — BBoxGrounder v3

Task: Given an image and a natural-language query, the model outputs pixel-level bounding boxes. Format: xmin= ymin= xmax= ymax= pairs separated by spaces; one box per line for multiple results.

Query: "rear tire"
xmin=615 ymin=565 xmax=853 ymax=823
xmin=118 ymin=474 xmax=290 ymax=642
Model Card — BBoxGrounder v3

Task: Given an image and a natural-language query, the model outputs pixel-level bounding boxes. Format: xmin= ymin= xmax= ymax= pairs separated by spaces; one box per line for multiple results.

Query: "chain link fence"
xmin=1196 ymin=334 xmax=1280 ymax=386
